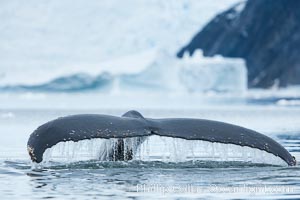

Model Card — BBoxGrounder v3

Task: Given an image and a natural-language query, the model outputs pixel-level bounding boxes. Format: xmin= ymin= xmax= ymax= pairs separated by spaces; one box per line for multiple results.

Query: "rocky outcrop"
xmin=177 ymin=0 xmax=300 ymax=88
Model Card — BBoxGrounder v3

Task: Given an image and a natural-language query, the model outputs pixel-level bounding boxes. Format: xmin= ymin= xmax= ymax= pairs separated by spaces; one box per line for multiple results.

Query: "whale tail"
xmin=100 ymin=110 xmax=148 ymax=161
xmin=27 ymin=110 xmax=296 ymax=166
xmin=122 ymin=110 xmax=146 ymax=119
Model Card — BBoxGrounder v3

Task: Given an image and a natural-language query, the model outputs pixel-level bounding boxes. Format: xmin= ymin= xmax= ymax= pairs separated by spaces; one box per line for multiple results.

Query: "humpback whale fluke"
xmin=27 ymin=110 xmax=296 ymax=166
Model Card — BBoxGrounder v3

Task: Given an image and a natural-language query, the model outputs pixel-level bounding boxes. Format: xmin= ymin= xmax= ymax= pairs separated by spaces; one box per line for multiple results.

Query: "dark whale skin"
xmin=27 ymin=110 xmax=296 ymax=166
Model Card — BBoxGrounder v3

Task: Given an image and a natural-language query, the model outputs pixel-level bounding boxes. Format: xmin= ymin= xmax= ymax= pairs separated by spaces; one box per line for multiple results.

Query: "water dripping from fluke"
xmin=31 ymin=136 xmax=288 ymax=169
xmin=27 ymin=111 xmax=296 ymax=167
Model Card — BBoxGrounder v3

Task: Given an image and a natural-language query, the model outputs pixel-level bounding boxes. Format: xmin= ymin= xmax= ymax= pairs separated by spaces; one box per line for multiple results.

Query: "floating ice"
xmin=277 ymin=99 xmax=300 ymax=106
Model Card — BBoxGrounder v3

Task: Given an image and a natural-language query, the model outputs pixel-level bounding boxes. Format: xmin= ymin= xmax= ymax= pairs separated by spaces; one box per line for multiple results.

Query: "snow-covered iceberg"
xmin=119 ymin=50 xmax=247 ymax=93
xmin=179 ymin=50 xmax=247 ymax=93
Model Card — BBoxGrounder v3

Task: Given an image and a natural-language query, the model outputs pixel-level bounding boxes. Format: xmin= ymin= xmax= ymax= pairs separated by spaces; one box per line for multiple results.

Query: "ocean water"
xmin=1 ymin=94 xmax=300 ymax=199
xmin=1 ymin=0 xmax=300 ymax=199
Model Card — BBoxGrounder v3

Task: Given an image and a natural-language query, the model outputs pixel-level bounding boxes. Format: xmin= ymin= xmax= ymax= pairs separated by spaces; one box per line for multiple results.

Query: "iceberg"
xmin=0 ymin=49 xmax=247 ymax=94
xmin=179 ymin=50 xmax=247 ymax=93
xmin=119 ymin=50 xmax=247 ymax=93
